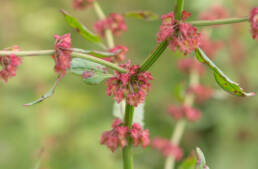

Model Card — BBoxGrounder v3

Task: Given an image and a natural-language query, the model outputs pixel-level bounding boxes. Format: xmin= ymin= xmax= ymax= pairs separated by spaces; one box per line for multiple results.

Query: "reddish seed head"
xmin=52 ymin=33 xmax=72 ymax=76
xmin=0 ymin=46 xmax=22 ymax=82
xmin=199 ymin=4 xmax=228 ymax=20
xmin=168 ymin=105 xmax=184 ymax=120
xmin=130 ymin=123 xmax=150 ymax=147
xmin=106 ymin=61 xmax=153 ymax=107
xmin=157 ymin=11 xmax=201 ymax=55
xmin=152 ymin=137 xmax=183 ymax=161
xmin=188 ymin=84 xmax=213 ymax=104
xmin=168 ymin=104 xmax=202 ymax=122
xmin=177 ymin=58 xmax=205 ymax=76
xmin=249 ymin=7 xmax=258 ymax=40
xmin=94 ymin=13 xmax=127 ymax=37
xmin=72 ymin=0 xmax=94 ymax=10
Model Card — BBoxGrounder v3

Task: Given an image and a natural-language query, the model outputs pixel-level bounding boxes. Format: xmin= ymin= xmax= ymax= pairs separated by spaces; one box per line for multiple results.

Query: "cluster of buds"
xmin=0 ymin=46 xmax=22 ymax=82
xmin=100 ymin=118 xmax=150 ymax=152
xmin=188 ymin=84 xmax=213 ymax=104
xmin=156 ymin=11 xmax=201 ymax=55
xmin=249 ymin=7 xmax=258 ymax=40
xmin=152 ymin=137 xmax=183 ymax=161
xmin=73 ymin=0 xmax=95 ymax=10
xmin=177 ymin=57 xmax=205 ymax=76
xmin=94 ymin=13 xmax=127 ymax=37
xmin=103 ymin=45 xmax=128 ymax=63
xmin=106 ymin=61 xmax=153 ymax=107
xmin=168 ymin=104 xmax=202 ymax=121
xmin=52 ymin=33 xmax=72 ymax=76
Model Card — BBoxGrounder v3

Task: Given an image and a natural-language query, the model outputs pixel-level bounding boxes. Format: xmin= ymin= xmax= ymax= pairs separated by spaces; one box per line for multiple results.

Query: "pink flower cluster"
xmin=200 ymin=32 xmax=222 ymax=58
xmin=94 ymin=13 xmax=127 ymax=37
xmin=199 ymin=4 xmax=228 ymax=20
xmin=188 ymin=84 xmax=213 ymax=104
xmin=152 ymin=137 xmax=183 ymax=161
xmin=106 ymin=61 xmax=153 ymax=107
xmin=100 ymin=118 xmax=150 ymax=152
xmin=52 ymin=33 xmax=72 ymax=76
xmin=177 ymin=58 xmax=205 ymax=76
xmin=168 ymin=105 xmax=202 ymax=121
xmin=104 ymin=45 xmax=128 ymax=63
xmin=73 ymin=0 xmax=94 ymax=10
xmin=249 ymin=7 xmax=258 ymax=40
xmin=156 ymin=11 xmax=201 ymax=55
xmin=0 ymin=46 xmax=22 ymax=82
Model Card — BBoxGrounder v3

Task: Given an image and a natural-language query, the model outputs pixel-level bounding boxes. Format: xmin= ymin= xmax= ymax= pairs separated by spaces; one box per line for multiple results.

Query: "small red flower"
xmin=188 ymin=84 xmax=213 ymax=104
xmin=130 ymin=123 xmax=150 ymax=148
xmin=177 ymin=58 xmax=205 ymax=76
xmin=106 ymin=61 xmax=153 ymax=107
xmin=157 ymin=11 xmax=201 ymax=55
xmin=199 ymin=4 xmax=228 ymax=20
xmin=168 ymin=104 xmax=202 ymax=122
xmin=0 ymin=46 xmax=22 ymax=82
xmin=73 ymin=0 xmax=94 ymax=10
xmin=52 ymin=33 xmax=72 ymax=76
xmin=103 ymin=45 xmax=128 ymax=63
xmin=152 ymin=137 xmax=183 ymax=161
xmin=168 ymin=105 xmax=184 ymax=120
xmin=94 ymin=13 xmax=127 ymax=37
xmin=249 ymin=7 xmax=258 ymax=40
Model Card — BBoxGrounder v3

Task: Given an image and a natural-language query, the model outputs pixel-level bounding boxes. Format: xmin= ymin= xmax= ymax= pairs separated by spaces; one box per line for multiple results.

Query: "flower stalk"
xmin=122 ymin=104 xmax=135 ymax=169
xmin=189 ymin=17 xmax=249 ymax=27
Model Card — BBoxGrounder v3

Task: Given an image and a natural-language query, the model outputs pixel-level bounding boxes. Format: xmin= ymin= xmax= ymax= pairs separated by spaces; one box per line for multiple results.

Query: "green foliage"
xmin=178 ymin=156 xmax=197 ymax=169
xmin=123 ymin=11 xmax=159 ymax=21
xmin=195 ymin=48 xmax=255 ymax=97
xmin=71 ymin=48 xmax=117 ymax=58
xmin=70 ymin=58 xmax=113 ymax=85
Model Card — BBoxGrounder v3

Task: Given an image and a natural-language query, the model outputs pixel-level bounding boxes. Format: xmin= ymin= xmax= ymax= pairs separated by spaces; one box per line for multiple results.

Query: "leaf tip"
xmin=245 ymin=92 xmax=256 ymax=97
xmin=60 ymin=9 xmax=67 ymax=15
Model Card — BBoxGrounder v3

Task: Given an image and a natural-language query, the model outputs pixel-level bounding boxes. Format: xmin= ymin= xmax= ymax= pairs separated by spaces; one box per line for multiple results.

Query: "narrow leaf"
xmin=61 ymin=10 xmax=102 ymax=44
xmin=24 ymin=76 xmax=62 ymax=106
xmin=195 ymin=48 xmax=255 ymax=97
xmin=71 ymin=48 xmax=118 ymax=58
xmin=123 ymin=11 xmax=159 ymax=21
xmin=70 ymin=58 xmax=113 ymax=85
xmin=178 ymin=156 xmax=197 ymax=169
xmin=113 ymin=100 xmax=145 ymax=127
xmin=196 ymin=147 xmax=210 ymax=169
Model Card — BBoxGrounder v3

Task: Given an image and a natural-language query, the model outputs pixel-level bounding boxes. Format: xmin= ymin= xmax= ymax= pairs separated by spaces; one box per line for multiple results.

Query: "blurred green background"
xmin=0 ymin=0 xmax=258 ymax=169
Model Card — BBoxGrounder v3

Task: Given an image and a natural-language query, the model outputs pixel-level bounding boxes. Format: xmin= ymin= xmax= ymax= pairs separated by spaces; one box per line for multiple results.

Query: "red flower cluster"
xmin=152 ymin=137 xmax=183 ymax=161
xmin=52 ymin=33 xmax=72 ymax=76
xmin=199 ymin=4 xmax=228 ymax=20
xmin=106 ymin=61 xmax=153 ymax=107
xmin=200 ymin=31 xmax=222 ymax=58
xmin=156 ymin=11 xmax=201 ymax=55
xmin=73 ymin=0 xmax=94 ymax=10
xmin=177 ymin=58 xmax=205 ymax=76
xmin=94 ymin=13 xmax=127 ymax=37
xmin=104 ymin=45 xmax=128 ymax=63
xmin=0 ymin=46 xmax=22 ymax=82
xmin=168 ymin=105 xmax=202 ymax=121
xmin=188 ymin=84 xmax=213 ymax=104
xmin=100 ymin=118 xmax=150 ymax=152
xmin=249 ymin=7 xmax=258 ymax=40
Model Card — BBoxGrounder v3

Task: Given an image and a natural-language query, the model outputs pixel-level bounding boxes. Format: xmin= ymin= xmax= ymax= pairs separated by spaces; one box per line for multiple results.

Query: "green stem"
xmin=93 ymin=1 xmax=115 ymax=48
xmin=164 ymin=70 xmax=199 ymax=169
xmin=123 ymin=104 xmax=134 ymax=169
xmin=139 ymin=40 xmax=168 ymax=72
xmin=175 ymin=0 xmax=184 ymax=20
xmin=189 ymin=17 xmax=249 ymax=27
xmin=0 ymin=50 xmax=127 ymax=73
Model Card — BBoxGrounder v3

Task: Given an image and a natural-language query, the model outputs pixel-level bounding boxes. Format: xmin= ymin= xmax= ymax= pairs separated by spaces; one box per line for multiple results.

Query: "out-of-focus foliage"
xmin=0 ymin=0 xmax=257 ymax=169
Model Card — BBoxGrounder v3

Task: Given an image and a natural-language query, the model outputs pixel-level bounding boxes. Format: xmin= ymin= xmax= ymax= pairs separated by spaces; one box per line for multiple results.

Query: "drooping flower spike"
xmin=0 ymin=46 xmax=22 ymax=82
xmin=52 ymin=33 xmax=72 ymax=76
xmin=94 ymin=13 xmax=127 ymax=37
xmin=249 ymin=7 xmax=258 ymax=40
xmin=106 ymin=61 xmax=153 ymax=107
xmin=157 ymin=11 xmax=201 ymax=55
xmin=73 ymin=0 xmax=95 ymax=10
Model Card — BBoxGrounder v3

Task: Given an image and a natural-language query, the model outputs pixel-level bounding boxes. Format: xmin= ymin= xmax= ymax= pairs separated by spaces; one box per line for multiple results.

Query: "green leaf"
xmin=70 ymin=58 xmax=113 ymax=85
xmin=24 ymin=76 xmax=62 ymax=106
xmin=61 ymin=10 xmax=102 ymax=44
xmin=195 ymin=48 xmax=255 ymax=97
xmin=196 ymin=147 xmax=210 ymax=169
xmin=71 ymin=48 xmax=118 ymax=58
xmin=113 ymin=100 xmax=145 ymax=127
xmin=178 ymin=156 xmax=197 ymax=169
xmin=123 ymin=11 xmax=159 ymax=21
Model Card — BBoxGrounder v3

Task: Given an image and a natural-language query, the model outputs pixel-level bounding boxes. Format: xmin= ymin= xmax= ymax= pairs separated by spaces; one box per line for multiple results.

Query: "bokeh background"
xmin=0 ymin=0 xmax=258 ymax=169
